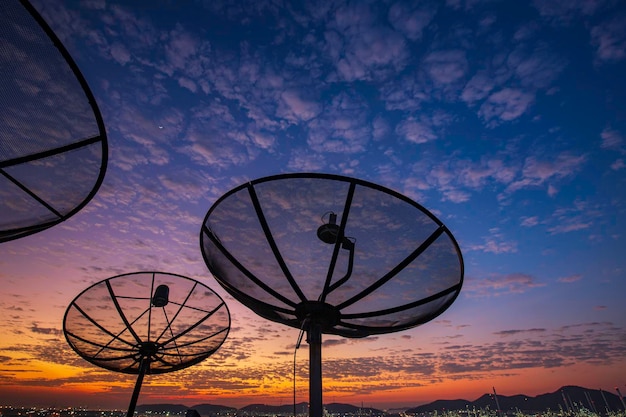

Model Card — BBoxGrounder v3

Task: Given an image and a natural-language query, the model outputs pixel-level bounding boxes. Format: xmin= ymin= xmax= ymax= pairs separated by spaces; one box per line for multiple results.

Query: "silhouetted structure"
xmin=64 ymin=272 xmax=230 ymax=417
xmin=0 ymin=0 xmax=107 ymax=242
xmin=200 ymin=173 xmax=464 ymax=417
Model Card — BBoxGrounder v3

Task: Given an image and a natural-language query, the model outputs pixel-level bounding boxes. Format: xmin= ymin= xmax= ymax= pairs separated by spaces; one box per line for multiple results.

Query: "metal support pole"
xmin=127 ymin=357 xmax=150 ymax=417
xmin=492 ymin=387 xmax=502 ymax=417
xmin=307 ymin=323 xmax=322 ymax=417
xmin=616 ymin=387 xmax=626 ymax=411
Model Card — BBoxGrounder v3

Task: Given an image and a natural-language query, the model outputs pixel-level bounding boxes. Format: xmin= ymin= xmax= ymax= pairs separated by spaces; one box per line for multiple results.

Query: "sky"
xmin=1 ymin=0 xmax=626 ymax=411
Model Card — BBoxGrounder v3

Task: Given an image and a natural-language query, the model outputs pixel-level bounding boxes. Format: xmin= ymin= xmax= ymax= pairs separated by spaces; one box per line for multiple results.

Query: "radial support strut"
xmin=307 ymin=323 xmax=323 ymax=417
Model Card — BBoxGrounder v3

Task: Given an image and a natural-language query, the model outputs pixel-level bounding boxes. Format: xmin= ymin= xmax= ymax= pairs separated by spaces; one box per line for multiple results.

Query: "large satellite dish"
xmin=0 ymin=0 xmax=108 ymax=243
xmin=200 ymin=173 xmax=464 ymax=417
xmin=64 ymin=272 xmax=230 ymax=417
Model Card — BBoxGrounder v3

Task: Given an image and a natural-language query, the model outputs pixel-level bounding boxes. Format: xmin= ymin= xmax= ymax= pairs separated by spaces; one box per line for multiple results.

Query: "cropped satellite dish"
xmin=64 ymin=272 xmax=230 ymax=417
xmin=0 ymin=0 xmax=108 ymax=242
xmin=200 ymin=173 xmax=464 ymax=417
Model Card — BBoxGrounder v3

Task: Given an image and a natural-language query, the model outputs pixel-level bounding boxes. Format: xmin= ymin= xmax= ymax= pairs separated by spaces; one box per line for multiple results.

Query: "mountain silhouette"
xmin=406 ymin=386 xmax=625 ymax=414
xmin=136 ymin=386 xmax=626 ymax=415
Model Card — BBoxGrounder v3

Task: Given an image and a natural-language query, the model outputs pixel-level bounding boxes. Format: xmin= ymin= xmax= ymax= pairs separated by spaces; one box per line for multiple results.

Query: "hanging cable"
xmin=293 ymin=317 xmax=309 ymax=417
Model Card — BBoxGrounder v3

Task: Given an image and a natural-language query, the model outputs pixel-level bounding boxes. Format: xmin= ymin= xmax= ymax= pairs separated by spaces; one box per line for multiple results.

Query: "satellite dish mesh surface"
xmin=64 ymin=272 xmax=231 ymax=375
xmin=0 ymin=0 xmax=108 ymax=243
xmin=200 ymin=173 xmax=464 ymax=337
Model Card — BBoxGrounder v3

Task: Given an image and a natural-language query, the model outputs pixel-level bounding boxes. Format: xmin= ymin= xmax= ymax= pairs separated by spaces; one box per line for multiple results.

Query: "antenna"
xmin=0 ymin=0 xmax=108 ymax=243
xmin=200 ymin=173 xmax=464 ymax=417
xmin=63 ymin=272 xmax=231 ymax=417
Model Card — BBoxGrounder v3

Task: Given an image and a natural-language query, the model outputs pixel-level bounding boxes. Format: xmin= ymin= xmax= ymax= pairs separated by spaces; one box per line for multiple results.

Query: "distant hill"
xmin=136 ymin=404 xmax=189 ymax=413
xmin=237 ymin=402 xmax=383 ymax=416
xmin=406 ymin=386 xmax=625 ymax=414
xmin=136 ymin=403 xmax=235 ymax=416
xmin=191 ymin=404 xmax=237 ymax=415
xmin=238 ymin=402 xmax=307 ymax=414
xmin=325 ymin=403 xmax=384 ymax=415
xmin=137 ymin=386 xmax=625 ymax=415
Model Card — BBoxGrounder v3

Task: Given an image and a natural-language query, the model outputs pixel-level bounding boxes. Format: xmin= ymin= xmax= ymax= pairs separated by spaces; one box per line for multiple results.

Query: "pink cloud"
xmin=522 ymin=153 xmax=586 ymax=182
xmin=395 ymin=118 xmax=437 ymax=144
xmin=177 ymin=77 xmax=197 ymax=93
xmin=462 ymin=71 xmax=495 ymax=105
xmin=507 ymin=46 xmax=565 ymax=89
xmin=424 ymin=50 xmax=468 ymax=85
xmin=164 ymin=25 xmax=200 ymax=73
xmin=547 ymin=221 xmax=592 ymax=234
xmin=388 ymin=2 xmax=436 ymax=41
xmin=325 ymin=2 xmax=409 ymax=81
xmin=558 ymin=274 xmax=582 ymax=283
xmin=306 ymin=92 xmax=371 ymax=153
xmin=109 ymin=42 xmax=131 ymax=65
xmin=466 ymin=228 xmax=518 ymax=254
xmin=506 ymin=153 xmax=587 ymax=194
xmin=278 ymin=90 xmax=321 ymax=122
xmin=520 ymin=216 xmax=539 ymax=227
xmin=610 ymin=159 xmax=625 ymax=170
xmin=532 ymin=0 xmax=604 ymax=22
xmin=600 ymin=127 xmax=624 ymax=150
xmin=466 ymin=272 xmax=545 ymax=297
xmin=479 ymin=88 xmax=534 ymax=122
xmin=591 ymin=14 xmax=626 ymax=62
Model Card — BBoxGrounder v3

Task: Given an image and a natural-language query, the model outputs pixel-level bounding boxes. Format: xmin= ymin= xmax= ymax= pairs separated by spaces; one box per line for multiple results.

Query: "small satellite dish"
xmin=200 ymin=173 xmax=464 ymax=417
xmin=0 ymin=0 xmax=108 ymax=242
xmin=64 ymin=272 xmax=230 ymax=417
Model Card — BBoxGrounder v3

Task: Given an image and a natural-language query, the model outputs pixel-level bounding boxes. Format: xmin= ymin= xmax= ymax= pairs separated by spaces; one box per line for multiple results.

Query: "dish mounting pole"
xmin=307 ymin=322 xmax=323 ymax=417
xmin=127 ymin=356 xmax=150 ymax=417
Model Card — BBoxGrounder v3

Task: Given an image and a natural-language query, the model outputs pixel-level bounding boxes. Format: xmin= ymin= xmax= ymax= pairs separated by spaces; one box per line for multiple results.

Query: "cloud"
xmin=423 ymin=50 xmax=469 ymax=86
xmin=590 ymin=14 xmax=626 ymax=62
xmin=442 ymin=189 xmax=471 ymax=203
xmin=505 ymin=153 xmax=587 ymax=194
xmin=372 ymin=115 xmax=390 ymax=140
xmin=532 ymin=0 xmax=605 ymax=23
xmin=610 ymin=159 xmax=625 ymax=170
xmin=522 ymin=153 xmax=586 ymax=182
xmin=395 ymin=118 xmax=437 ymax=144
xmin=277 ymin=90 xmax=321 ymax=122
xmin=178 ymin=77 xmax=198 ymax=93
xmin=324 ymin=2 xmax=409 ymax=82
xmin=546 ymin=200 xmax=601 ymax=235
xmin=478 ymin=88 xmax=534 ymax=123
xmin=30 ymin=323 xmax=61 ymax=336
xmin=507 ymin=46 xmax=565 ymax=89
xmin=493 ymin=328 xmax=547 ymax=336
xmin=388 ymin=2 xmax=437 ymax=41
xmin=380 ymin=76 xmax=429 ymax=111
xmin=457 ymin=158 xmax=517 ymax=188
xmin=465 ymin=273 xmax=545 ymax=297
xmin=520 ymin=216 xmax=539 ymax=227
xmin=306 ymin=91 xmax=371 ymax=153
xmin=466 ymin=228 xmax=518 ymax=254
xmin=109 ymin=42 xmax=131 ymax=65
xmin=461 ymin=71 xmax=496 ymax=105
xmin=287 ymin=149 xmax=327 ymax=171
xmin=547 ymin=222 xmax=591 ymax=234
xmin=600 ymin=127 xmax=624 ymax=150
xmin=406 ymin=155 xmax=520 ymax=204
xmin=323 ymin=339 xmax=349 ymax=348
xmin=558 ymin=274 xmax=582 ymax=283
xmin=440 ymin=321 xmax=625 ymax=373
xmin=163 ymin=24 xmax=204 ymax=75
